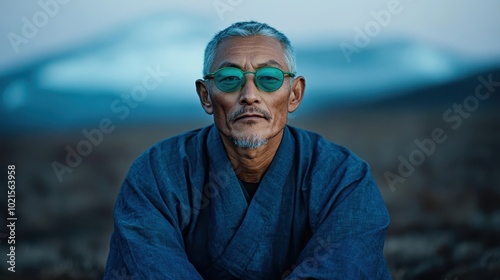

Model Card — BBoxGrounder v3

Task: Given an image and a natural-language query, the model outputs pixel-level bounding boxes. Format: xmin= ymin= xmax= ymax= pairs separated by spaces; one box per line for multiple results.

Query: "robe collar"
xmin=203 ymin=124 xmax=295 ymax=277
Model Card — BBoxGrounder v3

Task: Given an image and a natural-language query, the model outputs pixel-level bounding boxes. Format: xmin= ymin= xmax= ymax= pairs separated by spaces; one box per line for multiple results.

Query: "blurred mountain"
xmin=306 ymin=66 xmax=500 ymax=113
xmin=1 ymin=13 xmax=499 ymax=135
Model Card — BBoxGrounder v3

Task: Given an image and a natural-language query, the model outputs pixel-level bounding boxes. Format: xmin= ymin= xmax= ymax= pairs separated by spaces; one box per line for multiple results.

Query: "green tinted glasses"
xmin=204 ymin=67 xmax=295 ymax=93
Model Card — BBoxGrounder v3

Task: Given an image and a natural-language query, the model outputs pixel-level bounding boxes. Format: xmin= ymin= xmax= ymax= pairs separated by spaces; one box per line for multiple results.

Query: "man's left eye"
xmin=259 ymin=76 xmax=279 ymax=81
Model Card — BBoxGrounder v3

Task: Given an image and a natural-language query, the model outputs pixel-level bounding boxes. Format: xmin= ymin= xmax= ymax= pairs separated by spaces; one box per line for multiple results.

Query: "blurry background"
xmin=1 ymin=0 xmax=500 ymax=279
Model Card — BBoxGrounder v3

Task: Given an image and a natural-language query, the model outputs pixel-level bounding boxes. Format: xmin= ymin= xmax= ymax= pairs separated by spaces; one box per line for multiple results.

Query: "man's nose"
xmin=239 ymin=74 xmax=261 ymax=105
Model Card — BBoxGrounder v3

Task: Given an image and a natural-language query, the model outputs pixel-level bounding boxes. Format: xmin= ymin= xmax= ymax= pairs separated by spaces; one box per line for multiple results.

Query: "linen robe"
xmin=104 ymin=124 xmax=391 ymax=279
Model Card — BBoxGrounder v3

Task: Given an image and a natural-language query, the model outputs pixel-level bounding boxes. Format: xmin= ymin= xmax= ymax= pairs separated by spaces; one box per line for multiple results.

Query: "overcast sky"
xmin=1 ymin=0 xmax=500 ymax=75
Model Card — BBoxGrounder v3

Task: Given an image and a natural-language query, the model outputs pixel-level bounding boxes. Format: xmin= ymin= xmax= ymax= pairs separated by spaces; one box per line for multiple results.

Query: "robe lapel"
xmin=203 ymin=125 xmax=295 ymax=278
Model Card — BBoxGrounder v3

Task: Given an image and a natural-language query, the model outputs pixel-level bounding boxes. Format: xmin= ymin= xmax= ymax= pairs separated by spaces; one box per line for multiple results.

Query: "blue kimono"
xmin=104 ymin=124 xmax=391 ymax=279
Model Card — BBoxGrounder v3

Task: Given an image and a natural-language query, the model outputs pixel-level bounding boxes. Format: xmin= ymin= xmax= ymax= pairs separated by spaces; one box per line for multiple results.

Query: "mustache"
xmin=229 ymin=107 xmax=272 ymax=122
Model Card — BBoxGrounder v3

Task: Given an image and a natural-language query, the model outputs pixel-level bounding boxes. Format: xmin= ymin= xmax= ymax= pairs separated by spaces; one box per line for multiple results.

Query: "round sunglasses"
xmin=203 ymin=67 xmax=295 ymax=93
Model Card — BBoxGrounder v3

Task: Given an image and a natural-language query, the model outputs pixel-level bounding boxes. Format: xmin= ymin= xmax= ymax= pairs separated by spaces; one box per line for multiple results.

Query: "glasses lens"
xmin=255 ymin=67 xmax=284 ymax=92
xmin=214 ymin=68 xmax=244 ymax=92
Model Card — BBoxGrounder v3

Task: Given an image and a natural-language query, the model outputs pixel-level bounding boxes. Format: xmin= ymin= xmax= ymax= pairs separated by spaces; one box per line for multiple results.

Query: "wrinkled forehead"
xmin=211 ymin=36 xmax=288 ymax=71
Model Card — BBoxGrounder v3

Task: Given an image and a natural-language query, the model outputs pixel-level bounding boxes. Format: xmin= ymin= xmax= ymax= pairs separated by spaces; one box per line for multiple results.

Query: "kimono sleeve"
xmin=103 ymin=150 xmax=203 ymax=280
xmin=284 ymin=160 xmax=391 ymax=280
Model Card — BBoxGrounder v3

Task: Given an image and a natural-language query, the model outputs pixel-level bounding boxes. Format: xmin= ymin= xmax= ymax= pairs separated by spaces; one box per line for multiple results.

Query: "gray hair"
xmin=202 ymin=21 xmax=297 ymax=76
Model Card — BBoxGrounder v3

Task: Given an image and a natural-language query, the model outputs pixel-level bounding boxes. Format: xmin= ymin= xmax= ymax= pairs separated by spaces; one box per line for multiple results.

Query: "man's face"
xmin=196 ymin=36 xmax=304 ymax=148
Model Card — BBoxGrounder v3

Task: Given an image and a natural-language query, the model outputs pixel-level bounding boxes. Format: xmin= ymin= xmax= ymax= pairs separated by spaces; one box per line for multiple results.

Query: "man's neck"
xmin=220 ymin=130 xmax=284 ymax=183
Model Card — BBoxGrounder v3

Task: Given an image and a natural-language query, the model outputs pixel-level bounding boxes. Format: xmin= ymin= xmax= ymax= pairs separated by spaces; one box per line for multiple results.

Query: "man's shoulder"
xmin=288 ymin=126 xmax=375 ymax=214
xmin=153 ymin=125 xmax=210 ymax=151
xmin=288 ymin=125 xmax=362 ymax=163
xmin=130 ymin=125 xmax=212 ymax=170
xmin=287 ymin=125 xmax=370 ymax=186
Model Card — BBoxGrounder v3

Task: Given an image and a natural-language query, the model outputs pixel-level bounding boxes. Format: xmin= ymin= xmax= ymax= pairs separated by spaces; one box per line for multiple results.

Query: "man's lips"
xmin=235 ymin=114 xmax=266 ymax=121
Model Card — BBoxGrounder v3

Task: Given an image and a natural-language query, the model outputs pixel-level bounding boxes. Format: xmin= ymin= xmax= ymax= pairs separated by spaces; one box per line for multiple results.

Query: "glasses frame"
xmin=203 ymin=66 xmax=296 ymax=93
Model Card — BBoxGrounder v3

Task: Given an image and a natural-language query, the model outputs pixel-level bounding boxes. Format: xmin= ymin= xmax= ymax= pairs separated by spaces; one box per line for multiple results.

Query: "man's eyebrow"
xmin=214 ymin=60 xmax=284 ymax=71
xmin=216 ymin=62 xmax=241 ymax=69
xmin=255 ymin=60 xmax=283 ymax=69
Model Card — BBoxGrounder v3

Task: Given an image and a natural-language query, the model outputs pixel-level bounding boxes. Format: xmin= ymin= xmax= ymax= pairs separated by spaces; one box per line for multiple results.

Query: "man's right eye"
xmin=220 ymin=76 xmax=240 ymax=82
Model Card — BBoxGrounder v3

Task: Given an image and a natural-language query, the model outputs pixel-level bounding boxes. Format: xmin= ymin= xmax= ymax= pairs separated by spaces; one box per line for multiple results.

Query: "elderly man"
xmin=104 ymin=21 xmax=391 ymax=279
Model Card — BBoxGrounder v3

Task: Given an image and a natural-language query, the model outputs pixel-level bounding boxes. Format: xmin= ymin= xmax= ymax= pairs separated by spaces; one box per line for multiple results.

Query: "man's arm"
xmin=104 ymin=153 xmax=203 ymax=280
xmin=284 ymin=164 xmax=391 ymax=280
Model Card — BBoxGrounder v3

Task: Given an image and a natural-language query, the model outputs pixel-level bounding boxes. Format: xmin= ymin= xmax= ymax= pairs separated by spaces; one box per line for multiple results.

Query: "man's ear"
xmin=288 ymin=76 xmax=305 ymax=113
xmin=195 ymin=79 xmax=214 ymax=115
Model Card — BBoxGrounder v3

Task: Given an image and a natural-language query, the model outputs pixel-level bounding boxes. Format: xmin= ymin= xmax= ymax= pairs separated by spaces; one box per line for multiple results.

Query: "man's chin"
xmin=229 ymin=134 xmax=268 ymax=149
xmin=229 ymin=123 xmax=267 ymax=138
